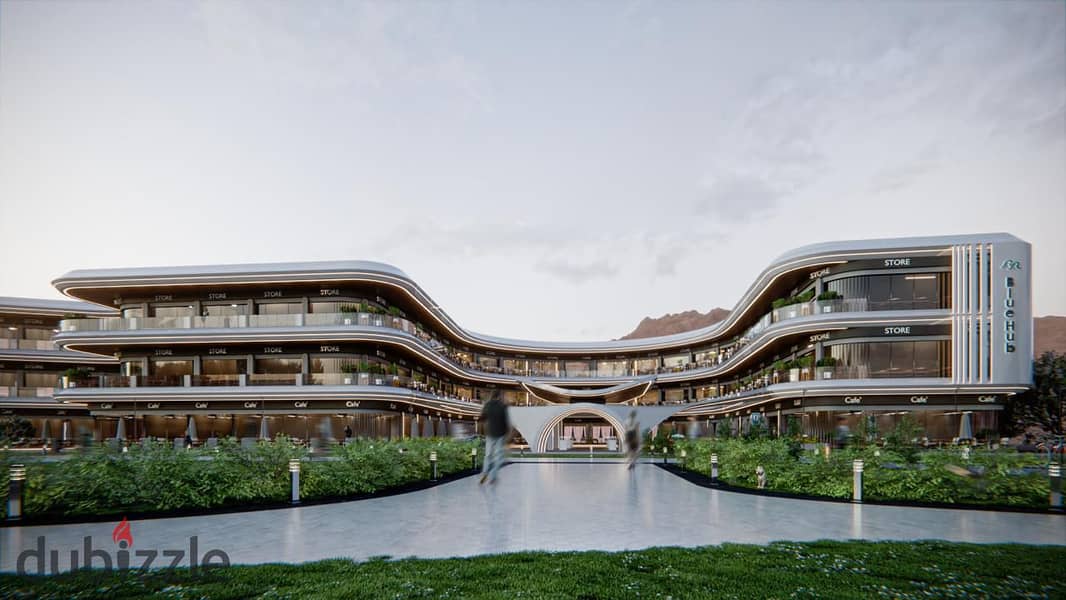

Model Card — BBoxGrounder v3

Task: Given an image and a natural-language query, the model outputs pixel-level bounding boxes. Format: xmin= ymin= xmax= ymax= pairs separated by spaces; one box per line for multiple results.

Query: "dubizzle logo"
xmin=16 ymin=516 xmax=230 ymax=575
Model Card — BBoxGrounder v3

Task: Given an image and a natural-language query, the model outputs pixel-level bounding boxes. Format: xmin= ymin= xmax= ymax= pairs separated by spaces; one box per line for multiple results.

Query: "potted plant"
xmin=815 ymin=356 xmax=838 ymax=379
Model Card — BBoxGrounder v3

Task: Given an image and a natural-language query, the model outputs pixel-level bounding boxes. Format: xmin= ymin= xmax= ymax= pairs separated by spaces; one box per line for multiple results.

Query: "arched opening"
xmin=536 ymin=407 xmax=627 ymax=453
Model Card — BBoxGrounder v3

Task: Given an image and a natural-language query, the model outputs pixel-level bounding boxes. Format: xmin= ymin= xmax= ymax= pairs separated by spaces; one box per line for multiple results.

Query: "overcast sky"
xmin=1 ymin=1 xmax=1063 ymax=341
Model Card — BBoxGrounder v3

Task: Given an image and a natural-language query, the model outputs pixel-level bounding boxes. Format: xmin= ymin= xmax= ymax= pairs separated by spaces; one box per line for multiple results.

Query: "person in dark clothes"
xmin=479 ymin=391 xmax=510 ymax=484
xmin=344 ymin=424 xmax=353 ymax=439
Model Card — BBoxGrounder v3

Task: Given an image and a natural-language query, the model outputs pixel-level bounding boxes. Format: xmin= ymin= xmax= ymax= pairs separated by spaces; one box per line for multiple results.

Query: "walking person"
xmin=479 ymin=391 xmax=510 ymax=484
xmin=625 ymin=409 xmax=641 ymax=471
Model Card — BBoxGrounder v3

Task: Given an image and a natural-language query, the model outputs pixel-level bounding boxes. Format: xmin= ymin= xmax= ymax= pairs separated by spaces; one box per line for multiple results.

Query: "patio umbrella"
xmin=259 ymin=416 xmax=270 ymax=440
xmin=114 ymin=418 xmax=126 ymax=441
xmin=186 ymin=416 xmax=198 ymax=441
xmin=958 ymin=412 xmax=973 ymax=441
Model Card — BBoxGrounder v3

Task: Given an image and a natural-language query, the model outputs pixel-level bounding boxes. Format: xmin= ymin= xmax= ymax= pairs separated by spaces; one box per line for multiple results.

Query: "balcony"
xmin=63 ymin=372 xmax=477 ymax=404
xmin=58 ymin=299 xmax=914 ymax=381
xmin=0 ymin=339 xmax=59 ymax=351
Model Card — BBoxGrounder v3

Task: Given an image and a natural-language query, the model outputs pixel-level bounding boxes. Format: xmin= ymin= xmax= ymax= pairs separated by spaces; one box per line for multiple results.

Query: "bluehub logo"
xmin=15 ymin=517 xmax=230 ymax=575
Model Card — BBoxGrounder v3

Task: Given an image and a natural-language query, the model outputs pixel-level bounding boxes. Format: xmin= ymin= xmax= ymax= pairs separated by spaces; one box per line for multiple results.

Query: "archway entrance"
xmin=536 ymin=407 xmax=626 ymax=453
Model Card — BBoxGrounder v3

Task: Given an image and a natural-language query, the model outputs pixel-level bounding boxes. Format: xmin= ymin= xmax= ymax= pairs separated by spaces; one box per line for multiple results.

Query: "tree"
xmin=0 ymin=416 xmax=35 ymax=442
xmin=1004 ymin=352 xmax=1065 ymax=437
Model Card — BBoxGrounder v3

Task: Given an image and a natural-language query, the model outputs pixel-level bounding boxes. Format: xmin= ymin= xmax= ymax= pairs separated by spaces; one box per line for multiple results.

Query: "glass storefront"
xmin=829 ymin=340 xmax=951 ymax=378
xmin=826 ymin=273 xmax=950 ymax=311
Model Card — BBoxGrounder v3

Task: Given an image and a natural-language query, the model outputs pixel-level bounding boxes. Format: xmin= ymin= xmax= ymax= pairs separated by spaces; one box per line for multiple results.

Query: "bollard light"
xmin=711 ymin=453 xmax=719 ymax=483
xmin=681 ymin=449 xmax=687 ymax=469
xmin=289 ymin=458 xmax=301 ymax=505
xmin=430 ymin=451 xmax=439 ymax=481
xmin=852 ymin=459 xmax=864 ymax=503
xmin=471 ymin=446 xmax=478 ymax=470
xmin=1050 ymin=464 xmax=1062 ymax=510
xmin=662 ymin=446 xmax=668 ymax=464
xmin=7 ymin=464 xmax=26 ymax=521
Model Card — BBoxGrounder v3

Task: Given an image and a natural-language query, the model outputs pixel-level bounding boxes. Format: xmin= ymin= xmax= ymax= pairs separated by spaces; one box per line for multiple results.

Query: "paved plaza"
xmin=2 ymin=462 xmax=1063 ymax=573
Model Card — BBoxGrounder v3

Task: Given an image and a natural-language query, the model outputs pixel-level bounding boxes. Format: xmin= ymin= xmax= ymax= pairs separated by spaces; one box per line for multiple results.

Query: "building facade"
xmin=39 ymin=233 xmax=1031 ymax=450
xmin=0 ymin=297 xmax=118 ymax=445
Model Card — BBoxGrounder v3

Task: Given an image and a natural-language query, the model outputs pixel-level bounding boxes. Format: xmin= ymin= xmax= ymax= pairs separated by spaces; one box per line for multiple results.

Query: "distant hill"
xmin=621 ymin=309 xmax=1066 ymax=357
xmin=1035 ymin=316 xmax=1066 ymax=357
xmin=620 ymin=308 xmax=731 ymax=340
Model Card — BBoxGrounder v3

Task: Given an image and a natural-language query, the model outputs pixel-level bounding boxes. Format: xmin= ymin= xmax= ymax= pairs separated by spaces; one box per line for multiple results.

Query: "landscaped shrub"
xmin=675 ymin=438 xmax=1051 ymax=507
xmin=0 ymin=436 xmax=479 ymax=519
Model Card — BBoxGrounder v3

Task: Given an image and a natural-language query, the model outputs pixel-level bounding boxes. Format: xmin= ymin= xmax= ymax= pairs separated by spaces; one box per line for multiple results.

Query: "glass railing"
xmin=0 ymin=339 xmax=59 ymax=351
xmin=65 ymin=372 xmax=479 ymax=404
xmin=59 ymin=297 xmax=896 ymax=380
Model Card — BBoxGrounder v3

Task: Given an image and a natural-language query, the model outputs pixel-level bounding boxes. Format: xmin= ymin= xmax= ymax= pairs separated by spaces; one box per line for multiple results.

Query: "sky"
xmin=0 ymin=1 xmax=1063 ymax=342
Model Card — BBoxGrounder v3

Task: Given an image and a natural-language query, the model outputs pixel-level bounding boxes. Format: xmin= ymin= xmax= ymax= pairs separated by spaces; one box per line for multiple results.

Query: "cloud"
xmin=693 ymin=173 xmax=782 ymax=223
xmin=534 ymin=257 xmax=618 ymax=284
xmin=868 ymin=145 xmax=941 ymax=195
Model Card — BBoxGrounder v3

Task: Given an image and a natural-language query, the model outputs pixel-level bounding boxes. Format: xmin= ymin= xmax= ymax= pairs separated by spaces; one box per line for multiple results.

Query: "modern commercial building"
xmin=0 ymin=297 xmax=118 ymax=445
xmin=38 ymin=233 xmax=1031 ymax=450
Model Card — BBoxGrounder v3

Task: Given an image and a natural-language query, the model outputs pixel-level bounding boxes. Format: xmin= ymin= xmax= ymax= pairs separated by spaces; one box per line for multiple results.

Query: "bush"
xmin=0 ymin=436 xmax=478 ymax=519
xmin=674 ymin=438 xmax=1050 ymax=507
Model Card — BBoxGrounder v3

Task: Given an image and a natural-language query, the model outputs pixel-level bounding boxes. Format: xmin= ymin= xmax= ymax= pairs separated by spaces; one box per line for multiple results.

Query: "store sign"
xmin=293 ymin=401 xmax=308 ymax=408
xmin=208 ymin=348 xmax=227 ymax=355
xmin=243 ymin=401 xmax=258 ymax=408
xmin=1003 ymin=269 xmax=1020 ymax=353
xmin=155 ymin=349 xmax=173 ymax=356
xmin=147 ymin=403 xmax=160 ymax=409
xmin=843 ymin=396 xmax=862 ymax=404
xmin=263 ymin=346 xmax=283 ymax=354
xmin=809 ymin=332 xmax=831 ymax=343
xmin=978 ymin=395 xmax=997 ymax=403
xmin=909 ymin=396 xmax=928 ymax=404
xmin=345 ymin=401 xmax=361 ymax=408
xmin=319 ymin=288 xmax=340 ymax=296
xmin=809 ymin=267 xmax=830 ymax=280
xmin=263 ymin=290 xmax=282 ymax=298
xmin=154 ymin=294 xmax=173 ymax=302
xmin=883 ymin=326 xmax=911 ymax=335
xmin=195 ymin=402 xmax=208 ymax=409
xmin=207 ymin=292 xmax=227 ymax=300
xmin=319 ymin=345 xmax=340 ymax=353
xmin=883 ymin=258 xmax=911 ymax=267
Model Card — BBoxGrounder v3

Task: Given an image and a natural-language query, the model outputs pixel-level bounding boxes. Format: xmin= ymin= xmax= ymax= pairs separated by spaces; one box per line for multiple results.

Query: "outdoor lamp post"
xmin=711 ymin=453 xmax=719 ymax=483
xmin=1050 ymin=464 xmax=1062 ymax=510
xmin=289 ymin=458 xmax=301 ymax=505
xmin=7 ymin=464 xmax=26 ymax=521
xmin=430 ymin=450 xmax=438 ymax=481
xmin=681 ymin=449 xmax=687 ymax=469
xmin=662 ymin=446 xmax=668 ymax=465
xmin=852 ymin=459 xmax=864 ymax=503
xmin=471 ymin=446 xmax=477 ymax=470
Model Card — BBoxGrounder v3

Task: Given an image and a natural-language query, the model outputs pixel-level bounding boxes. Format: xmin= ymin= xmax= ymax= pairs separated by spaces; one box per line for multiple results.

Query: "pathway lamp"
xmin=662 ymin=446 xmax=668 ymax=465
xmin=289 ymin=459 xmax=301 ymax=505
xmin=711 ymin=454 xmax=719 ymax=483
xmin=852 ymin=459 xmax=864 ymax=503
xmin=1050 ymin=464 xmax=1062 ymax=510
xmin=430 ymin=451 xmax=439 ymax=481
xmin=471 ymin=446 xmax=478 ymax=470
xmin=680 ymin=449 xmax=687 ymax=469
xmin=7 ymin=464 xmax=25 ymax=521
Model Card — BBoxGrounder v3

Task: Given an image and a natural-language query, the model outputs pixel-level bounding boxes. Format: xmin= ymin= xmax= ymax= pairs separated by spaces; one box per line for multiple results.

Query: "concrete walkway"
xmin=2 ymin=462 xmax=1063 ymax=573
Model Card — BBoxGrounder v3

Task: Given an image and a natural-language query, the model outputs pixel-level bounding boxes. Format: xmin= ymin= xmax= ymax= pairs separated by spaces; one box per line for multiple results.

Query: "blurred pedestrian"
xmin=479 ymin=391 xmax=510 ymax=484
xmin=625 ymin=409 xmax=641 ymax=470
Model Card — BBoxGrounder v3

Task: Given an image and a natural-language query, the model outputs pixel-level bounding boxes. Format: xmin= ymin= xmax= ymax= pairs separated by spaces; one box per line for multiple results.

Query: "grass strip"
xmin=1 ymin=540 xmax=1062 ymax=599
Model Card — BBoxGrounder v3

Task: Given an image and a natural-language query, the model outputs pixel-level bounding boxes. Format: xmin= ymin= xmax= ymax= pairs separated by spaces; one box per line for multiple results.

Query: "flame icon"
xmin=112 ymin=517 xmax=133 ymax=547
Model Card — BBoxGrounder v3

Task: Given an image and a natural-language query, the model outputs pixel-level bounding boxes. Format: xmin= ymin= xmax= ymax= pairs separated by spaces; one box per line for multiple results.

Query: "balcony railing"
xmin=65 ymin=372 xmax=478 ymax=404
xmin=0 ymin=339 xmax=59 ymax=351
xmin=58 ymin=297 xmax=894 ymax=380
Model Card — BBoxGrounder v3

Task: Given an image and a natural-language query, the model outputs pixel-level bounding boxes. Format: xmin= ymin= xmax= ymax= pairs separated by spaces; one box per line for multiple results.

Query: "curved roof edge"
xmin=49 ymin=233 xmax=1028 ymax=353
xmin=0 ymin=296 xmax=117 ymax=317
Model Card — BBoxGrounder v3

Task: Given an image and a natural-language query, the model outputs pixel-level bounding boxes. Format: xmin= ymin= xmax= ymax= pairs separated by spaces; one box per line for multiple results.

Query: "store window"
xmin=255 ymin=357 xmax=303 ymax=374
xmin=257 ymin=302 xmax=302 ymax=315
xmin=202 ymin=358 xmax=247 ymax=375
xmin=153 ymin=305 xmax=194 ymax=317
xmin=151 ymin=359 xmax=193 ymax=376
xmin=203 ymin=303 xmax=248 ymax=317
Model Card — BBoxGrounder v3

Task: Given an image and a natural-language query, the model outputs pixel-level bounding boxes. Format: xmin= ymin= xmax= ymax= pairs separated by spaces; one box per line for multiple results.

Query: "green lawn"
xmin=1 ymin=541 xmax=1062 ymax=599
